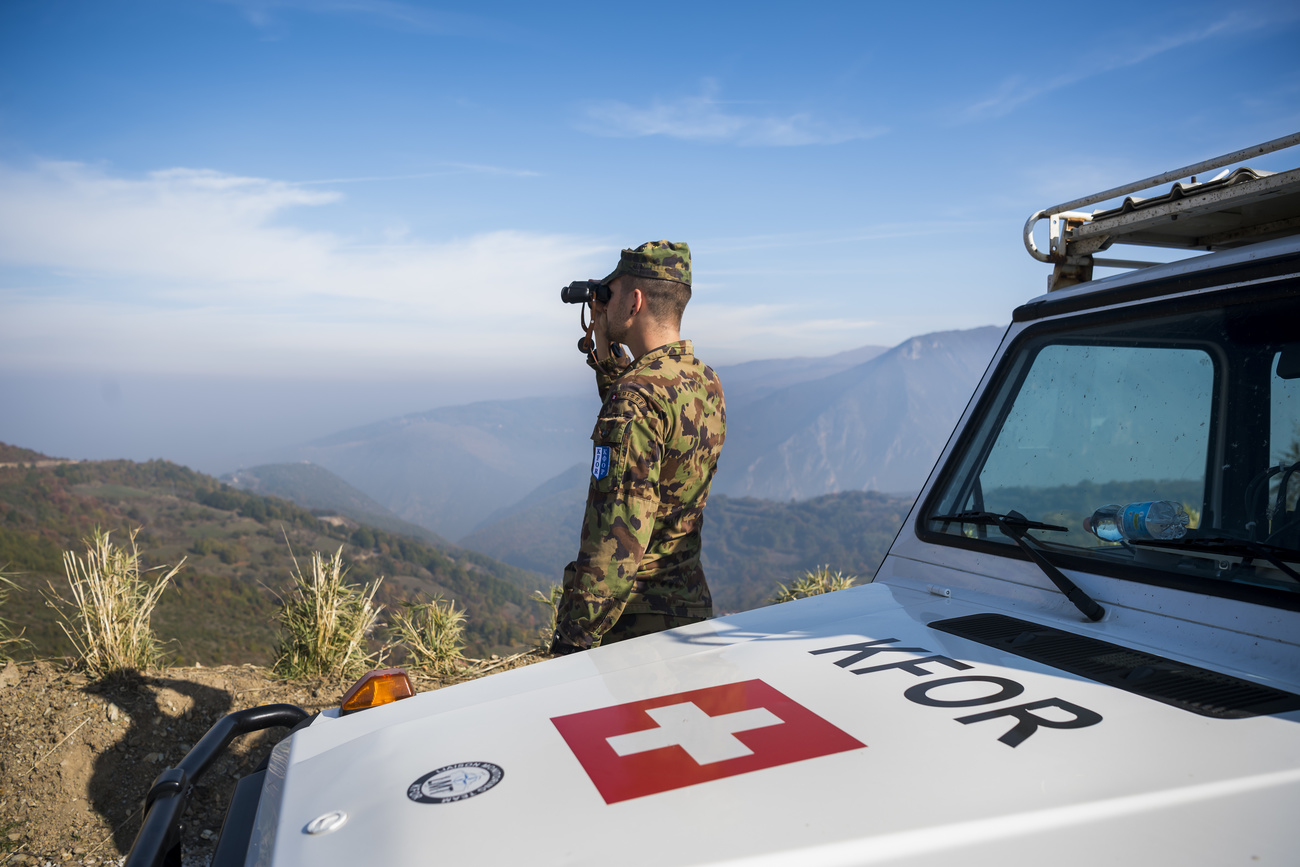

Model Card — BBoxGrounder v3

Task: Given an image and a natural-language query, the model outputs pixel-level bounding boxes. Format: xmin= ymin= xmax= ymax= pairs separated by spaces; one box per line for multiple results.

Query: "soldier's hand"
xmin=590 ymin=299 xmax=613 ymax=361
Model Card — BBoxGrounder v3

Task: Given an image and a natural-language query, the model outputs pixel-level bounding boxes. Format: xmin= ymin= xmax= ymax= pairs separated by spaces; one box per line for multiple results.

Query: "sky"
xmin=1 ymin=0 xmax=1298 ymax=473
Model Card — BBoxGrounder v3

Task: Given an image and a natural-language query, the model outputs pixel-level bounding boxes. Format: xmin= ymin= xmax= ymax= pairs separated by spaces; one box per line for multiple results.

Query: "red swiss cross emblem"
xmin=550 ymin=679 xmax=865 ymax=803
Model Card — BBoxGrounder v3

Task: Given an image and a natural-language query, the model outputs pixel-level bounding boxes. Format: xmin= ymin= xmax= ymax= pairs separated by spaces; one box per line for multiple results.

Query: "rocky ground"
xmin=0 ymin=654 xmax=542 ymax=866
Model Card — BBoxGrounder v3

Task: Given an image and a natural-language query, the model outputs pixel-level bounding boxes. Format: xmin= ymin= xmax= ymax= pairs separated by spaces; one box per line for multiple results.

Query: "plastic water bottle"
xmin=1085 ymin=501 xmax=1190 ymax=542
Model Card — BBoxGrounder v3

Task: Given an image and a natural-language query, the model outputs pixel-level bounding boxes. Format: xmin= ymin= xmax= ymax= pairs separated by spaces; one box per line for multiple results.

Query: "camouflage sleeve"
xmin=555 ymin=390 xmax=662 ymax=648
xmin=587 ymin=351 xmax=632 ymax=402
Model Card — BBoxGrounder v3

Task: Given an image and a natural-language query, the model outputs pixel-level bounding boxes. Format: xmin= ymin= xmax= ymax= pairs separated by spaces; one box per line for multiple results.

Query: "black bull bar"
xmin=124 ymin=703 xmax=309 ymax=867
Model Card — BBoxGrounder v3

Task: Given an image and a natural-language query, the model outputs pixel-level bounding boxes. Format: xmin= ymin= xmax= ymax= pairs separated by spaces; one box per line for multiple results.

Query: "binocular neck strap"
xmin=578 ymin=302 xmax=625 ymax=365
xmin=579 ymin=302 xmax=599 ymax=363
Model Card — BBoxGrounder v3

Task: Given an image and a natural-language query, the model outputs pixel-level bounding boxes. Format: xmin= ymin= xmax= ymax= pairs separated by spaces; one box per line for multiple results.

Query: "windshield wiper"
xmin=931 ymin=510 xmax=1106 ymax=622
xmin=1131 ymin=536 xmax=1300 ymax=583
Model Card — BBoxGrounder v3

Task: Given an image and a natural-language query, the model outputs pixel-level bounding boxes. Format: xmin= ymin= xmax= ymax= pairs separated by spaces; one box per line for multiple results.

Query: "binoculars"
xmin=561 ymin=280 xmax=612 ymax=304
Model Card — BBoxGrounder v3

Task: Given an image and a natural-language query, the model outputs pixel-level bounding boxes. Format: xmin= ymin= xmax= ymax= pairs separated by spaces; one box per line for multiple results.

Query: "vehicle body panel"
xmin=255 ymin=579 xmax=1300 ymax=866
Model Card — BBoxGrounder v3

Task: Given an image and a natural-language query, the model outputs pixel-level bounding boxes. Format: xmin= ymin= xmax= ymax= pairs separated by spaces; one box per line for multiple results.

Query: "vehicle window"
xmin=922 ymin=291 xmax=1300 ymax=605
xmin=976 ymin=344 xmax=1211 ymax=549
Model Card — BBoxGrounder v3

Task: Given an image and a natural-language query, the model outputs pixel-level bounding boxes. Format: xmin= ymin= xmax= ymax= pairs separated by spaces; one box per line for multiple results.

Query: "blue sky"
xmin=2 ymin=0 xmax=1298 ymax=471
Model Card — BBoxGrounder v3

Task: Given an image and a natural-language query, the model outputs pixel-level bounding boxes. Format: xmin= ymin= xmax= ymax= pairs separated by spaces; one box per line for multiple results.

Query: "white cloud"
xmin=297 ymin=163 xmax=540 ymax=184
xmin=0 ymin=160 xmax=963 ymax=380
xmin=0 ymin=163 xmax=341 ymax=286
xmin=581 ymin=81 xmax=884 ymax=147
xmin=688 ymin=301 xmax=883 ymax=362
xmin=0 ymin=161 xmax=605 ymax=376
xmin=212 ymin=0 xmax=492 ymax=37
xmin=958 ymin=13 xmax=1280 ymax=122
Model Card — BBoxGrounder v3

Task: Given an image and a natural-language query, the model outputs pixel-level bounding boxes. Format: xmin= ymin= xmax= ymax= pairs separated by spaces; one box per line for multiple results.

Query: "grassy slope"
xmin=0 ymin=460 xmax=546 ymax=663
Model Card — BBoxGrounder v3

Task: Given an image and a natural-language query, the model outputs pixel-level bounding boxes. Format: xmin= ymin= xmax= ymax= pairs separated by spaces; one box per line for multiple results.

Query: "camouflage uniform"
xmin=553 ymin=242 xmax=727 ymax=651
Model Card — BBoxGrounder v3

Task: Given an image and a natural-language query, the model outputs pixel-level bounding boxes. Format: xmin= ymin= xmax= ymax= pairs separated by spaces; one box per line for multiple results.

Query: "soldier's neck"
xmin=626 ymin=321 xmax=681 ymax=361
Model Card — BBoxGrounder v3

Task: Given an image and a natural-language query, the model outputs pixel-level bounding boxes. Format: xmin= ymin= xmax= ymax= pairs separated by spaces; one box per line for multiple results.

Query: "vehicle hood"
xmin=255 ymin=583 xmax=1300 ymax=866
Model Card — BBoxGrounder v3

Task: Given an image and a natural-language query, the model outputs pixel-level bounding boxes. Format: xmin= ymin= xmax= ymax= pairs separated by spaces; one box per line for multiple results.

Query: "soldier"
xmin=550 ymin=241 xmax=727 ymax=654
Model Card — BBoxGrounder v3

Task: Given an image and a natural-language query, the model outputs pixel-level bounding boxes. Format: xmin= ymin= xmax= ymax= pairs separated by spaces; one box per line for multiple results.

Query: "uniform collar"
xmin=631 ymin=340 xmax=692 ymax=370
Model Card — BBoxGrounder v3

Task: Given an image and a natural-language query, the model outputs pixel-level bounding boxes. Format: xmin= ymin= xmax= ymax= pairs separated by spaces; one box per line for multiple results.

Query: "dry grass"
xmin=274 ymin=546 xmax=383 ymax=679
xmin=46 ymin=528 xmax=184 ymax=676
xmin=768 ymin=565 xmax=857 ymax=604
xmin=388 ymin=597 xmax=467 ymax=676
xmin=0 ymin=570 xmax=30 ymax=662
xmin=531 ymin=583 xmax=562 ymax=649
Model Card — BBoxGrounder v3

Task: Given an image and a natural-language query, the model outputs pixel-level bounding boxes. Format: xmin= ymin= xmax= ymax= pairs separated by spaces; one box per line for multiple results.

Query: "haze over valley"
xmin=222 ymin=325 xmax=1003 ymax=586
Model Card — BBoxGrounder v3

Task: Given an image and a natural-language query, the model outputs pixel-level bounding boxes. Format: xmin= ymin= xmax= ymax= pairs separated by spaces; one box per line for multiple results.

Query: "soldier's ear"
xmin=629 ymin=288 xmax=644 ymax=317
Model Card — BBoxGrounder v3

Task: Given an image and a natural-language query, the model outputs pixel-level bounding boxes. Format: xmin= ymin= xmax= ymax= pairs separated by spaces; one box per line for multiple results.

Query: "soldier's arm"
xmin=586 ymin=353 xmax=631 ymax=402
xmin=554 ymin=392 xmax=661 ymax=649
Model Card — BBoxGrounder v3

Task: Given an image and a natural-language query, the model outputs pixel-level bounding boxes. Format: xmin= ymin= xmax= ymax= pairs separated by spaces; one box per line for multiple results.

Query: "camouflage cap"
xmin=601 ymin=240 xmax=691 ymax=287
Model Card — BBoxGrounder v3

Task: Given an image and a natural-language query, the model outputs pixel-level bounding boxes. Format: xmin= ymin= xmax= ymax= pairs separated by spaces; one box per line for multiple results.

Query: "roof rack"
xmin=1024 ymin=132 xmax=1300 ymax=291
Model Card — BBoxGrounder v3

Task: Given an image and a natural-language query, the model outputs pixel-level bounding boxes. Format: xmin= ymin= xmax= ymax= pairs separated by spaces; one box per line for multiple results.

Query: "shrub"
xmin=531 ymin=583 xmax=562 ymax=649
xmin=0 ymin=570 xmax=30 ymax=662
xmin=48 ymin=528 xmax=184 ymax=676
xmin=768 ymin=565 xmax=857 ymax=605
xmin=389 ymin=598 xmax=467 ymax=675
xmin=274 ymin=546 xmax=383 ymax=679
xmin=198 ymin=488 xmax=242 ymax=512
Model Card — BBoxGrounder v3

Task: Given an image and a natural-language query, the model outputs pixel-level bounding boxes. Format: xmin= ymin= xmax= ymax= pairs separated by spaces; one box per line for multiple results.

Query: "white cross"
xmin=606 ymin=701 xmax=784 ymax=765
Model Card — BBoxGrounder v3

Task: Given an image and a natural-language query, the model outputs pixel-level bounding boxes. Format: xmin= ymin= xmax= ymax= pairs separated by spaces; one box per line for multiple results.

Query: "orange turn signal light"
xmin=340 ymin=667 xmax=415 ymax=715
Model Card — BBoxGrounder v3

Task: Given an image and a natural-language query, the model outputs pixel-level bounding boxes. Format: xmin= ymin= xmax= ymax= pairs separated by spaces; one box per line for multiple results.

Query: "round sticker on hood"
xmin=407 ymin=762 xmax=504 ymax=804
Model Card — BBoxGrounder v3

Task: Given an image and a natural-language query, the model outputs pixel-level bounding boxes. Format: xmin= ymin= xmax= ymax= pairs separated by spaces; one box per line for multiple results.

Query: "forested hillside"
xmin=459 ymin=460 xmax=913 ymax=613
xmin=703 ymin=491 xmax=913 ymax=612
xmin=0 ymin=457 xmax=547 ymax=663
xmin=229 ymin=460 xmax=913 ymax=614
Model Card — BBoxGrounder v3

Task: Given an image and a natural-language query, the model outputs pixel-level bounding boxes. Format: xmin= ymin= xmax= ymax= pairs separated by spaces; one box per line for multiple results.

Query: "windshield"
xmin=922 ymin=286 xmax=1300 ymax=607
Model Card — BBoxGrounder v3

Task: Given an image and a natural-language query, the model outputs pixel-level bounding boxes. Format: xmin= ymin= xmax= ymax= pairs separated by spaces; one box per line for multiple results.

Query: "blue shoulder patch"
xmin=592 ymin=445 xmax=611 ymax=480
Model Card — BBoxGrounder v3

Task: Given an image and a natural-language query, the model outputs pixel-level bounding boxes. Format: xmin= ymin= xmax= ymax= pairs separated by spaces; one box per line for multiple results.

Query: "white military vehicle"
xmin=128 ymin=135 xmax=1300 ymax=866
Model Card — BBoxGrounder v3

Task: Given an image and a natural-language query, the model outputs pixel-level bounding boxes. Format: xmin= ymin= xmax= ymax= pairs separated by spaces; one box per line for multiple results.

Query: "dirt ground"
xmin=0 ymin=654 xmax=543 ymax=866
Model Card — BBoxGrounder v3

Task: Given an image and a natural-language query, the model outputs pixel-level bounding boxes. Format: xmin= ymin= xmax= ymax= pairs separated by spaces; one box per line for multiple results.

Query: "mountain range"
xmin=239 ymin=325 xmax=1002 ymax=542
xmin=716 ymin=326 xmax=1003 ymax=499
xmin=272 ymin=396 xmax=595 ymax=540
